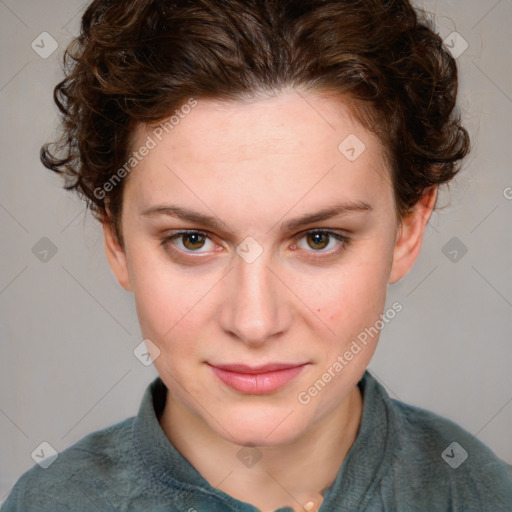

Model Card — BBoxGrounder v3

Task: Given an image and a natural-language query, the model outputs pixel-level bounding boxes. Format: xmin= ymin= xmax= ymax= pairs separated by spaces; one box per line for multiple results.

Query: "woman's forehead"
xmin=123 ymin=94 xmax=393 ymax=227
xmin=131 ymin=92 xmax=379 ymax=172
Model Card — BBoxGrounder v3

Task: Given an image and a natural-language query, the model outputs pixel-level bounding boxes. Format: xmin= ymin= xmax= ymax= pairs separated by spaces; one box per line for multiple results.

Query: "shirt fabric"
xmin=2 ymin=370 xmax=512 ymax=511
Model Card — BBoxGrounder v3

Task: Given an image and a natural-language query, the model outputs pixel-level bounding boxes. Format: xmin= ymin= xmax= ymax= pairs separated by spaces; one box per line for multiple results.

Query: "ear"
xmin=388 ymin=186 xmax=438 ymax=285
xmin=102 ymin=216 xmax=132 ymax=291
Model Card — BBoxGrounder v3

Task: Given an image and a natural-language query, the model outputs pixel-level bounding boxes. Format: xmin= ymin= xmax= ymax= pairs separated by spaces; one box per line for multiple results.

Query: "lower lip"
xmin=209 ymin=365 xmax=307 ymax=395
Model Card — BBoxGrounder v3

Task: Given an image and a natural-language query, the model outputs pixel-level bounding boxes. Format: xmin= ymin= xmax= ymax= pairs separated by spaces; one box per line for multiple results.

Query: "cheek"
xmin=127 ymin=250 xmax=205 ymax=344
xmin=132 ymin=273 xmax=208 ymax=387
xmin=297 ymin=257 xmax=390 ymax=336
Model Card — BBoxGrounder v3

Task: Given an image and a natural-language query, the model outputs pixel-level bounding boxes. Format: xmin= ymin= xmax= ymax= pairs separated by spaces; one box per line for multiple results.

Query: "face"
xmin=104 ymin=89 xmax=434 ymax=447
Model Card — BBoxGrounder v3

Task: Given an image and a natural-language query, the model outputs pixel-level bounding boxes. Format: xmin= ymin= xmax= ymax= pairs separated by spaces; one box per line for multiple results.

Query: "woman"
xmin=3 ymin=0 xmax=511 ymax=510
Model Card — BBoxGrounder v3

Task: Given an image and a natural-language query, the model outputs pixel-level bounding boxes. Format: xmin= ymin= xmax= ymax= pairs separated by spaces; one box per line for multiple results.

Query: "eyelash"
xmin=160 ymin=229 xmax=350 ymax=260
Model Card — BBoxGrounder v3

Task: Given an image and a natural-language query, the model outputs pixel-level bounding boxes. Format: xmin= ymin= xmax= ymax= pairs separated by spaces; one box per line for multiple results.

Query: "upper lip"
xmin=208 ymin=362 xmax=308 ymax=374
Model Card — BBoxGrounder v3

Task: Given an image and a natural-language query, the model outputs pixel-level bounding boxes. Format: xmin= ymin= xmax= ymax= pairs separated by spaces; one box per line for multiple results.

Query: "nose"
xmin=219 ymin=252 xmax=291 ymax=346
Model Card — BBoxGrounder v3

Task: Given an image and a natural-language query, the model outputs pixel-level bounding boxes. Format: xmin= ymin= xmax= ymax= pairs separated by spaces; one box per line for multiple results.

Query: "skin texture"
xmin=102 ymin=89 xmax=437 ymax=511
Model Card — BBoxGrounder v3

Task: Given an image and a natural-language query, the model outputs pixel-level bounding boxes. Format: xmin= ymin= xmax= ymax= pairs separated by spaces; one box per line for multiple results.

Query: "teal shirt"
xmin=2 ymin=371 xmax=512 ymax=511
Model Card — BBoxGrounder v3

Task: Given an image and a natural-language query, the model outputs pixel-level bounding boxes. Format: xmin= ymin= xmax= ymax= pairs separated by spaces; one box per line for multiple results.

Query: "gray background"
xmin=1 ymin=0 xmax=511 ymax=502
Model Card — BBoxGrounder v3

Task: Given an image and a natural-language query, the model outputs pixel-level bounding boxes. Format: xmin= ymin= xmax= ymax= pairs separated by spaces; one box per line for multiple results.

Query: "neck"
xmin=159 ymin=385 xmax=363 ymax=512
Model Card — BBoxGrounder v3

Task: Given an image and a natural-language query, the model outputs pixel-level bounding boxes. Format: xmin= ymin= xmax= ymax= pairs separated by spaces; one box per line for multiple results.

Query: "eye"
xmin=161 ymin=230 xmax=217 ymax=253
xmin=161 ymin=229 xmax=350 ymax=258
xmin=293 ymin=230 xmax=349 ymax=255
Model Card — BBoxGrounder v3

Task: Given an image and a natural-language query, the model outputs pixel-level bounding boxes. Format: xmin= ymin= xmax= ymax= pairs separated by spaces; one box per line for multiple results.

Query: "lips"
xmin=208 ymin=362 xmax=308 ymax=395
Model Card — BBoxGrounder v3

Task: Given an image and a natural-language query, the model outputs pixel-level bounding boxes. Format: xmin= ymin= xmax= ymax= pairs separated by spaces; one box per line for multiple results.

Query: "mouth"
xmin=207 ymin=362 xmax=309 ymax=395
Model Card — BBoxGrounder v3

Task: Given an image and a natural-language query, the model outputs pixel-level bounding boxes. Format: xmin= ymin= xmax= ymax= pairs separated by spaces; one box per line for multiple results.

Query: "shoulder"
xmin=387 ymin=396 xmax=512 ymax=510
xmin=2 ymin=417 xmax=137 ymax=512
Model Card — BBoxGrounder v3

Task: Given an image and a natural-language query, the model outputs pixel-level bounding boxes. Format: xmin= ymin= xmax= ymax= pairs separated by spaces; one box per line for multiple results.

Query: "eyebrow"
xmin=140 ymin=200 xmax=373 ymax=233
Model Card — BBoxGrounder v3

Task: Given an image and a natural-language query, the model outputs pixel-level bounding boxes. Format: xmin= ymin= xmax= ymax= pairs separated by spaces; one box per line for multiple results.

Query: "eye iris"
xmin=183 ymin=233 xmax=205 ymax=250
xmin=307 ymin=232 xmax=329 ymax=250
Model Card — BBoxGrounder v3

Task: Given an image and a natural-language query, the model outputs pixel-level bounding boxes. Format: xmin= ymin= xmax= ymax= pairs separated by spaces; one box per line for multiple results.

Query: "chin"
xmin=213 ymin=413 xmax=305 ymax=447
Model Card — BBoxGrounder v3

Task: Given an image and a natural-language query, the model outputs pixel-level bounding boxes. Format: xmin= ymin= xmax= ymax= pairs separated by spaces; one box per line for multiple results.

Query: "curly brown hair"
xmin=42 ymin=0 xmax=470 ymax=247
